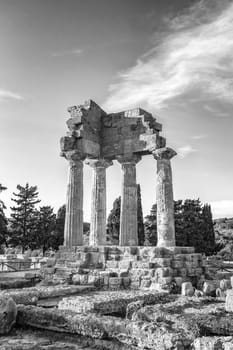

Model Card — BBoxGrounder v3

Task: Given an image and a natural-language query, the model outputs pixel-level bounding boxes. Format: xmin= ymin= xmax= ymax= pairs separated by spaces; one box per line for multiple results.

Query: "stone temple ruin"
xmin=57 ymin=99 xmax=205 ymax=289
xmin=3 ymin=100 xmax=233 ymax=350
xmin=60 ymin=99 xmax=174 ymax=248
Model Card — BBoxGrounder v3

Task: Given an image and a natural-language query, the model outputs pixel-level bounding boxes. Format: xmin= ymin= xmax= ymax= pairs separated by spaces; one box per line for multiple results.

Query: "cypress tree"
xmin=137 ymin=184 xmax=145 ymax=245
xmin=182 ymin=199 xmax=204 ymax=251
xmin=0 ymin=184 xmax=8 ymax=246
xmin=9 ymin=183 xmax=40 ymax=252
xmin=202 ymin=204 xmax=215 ymax=254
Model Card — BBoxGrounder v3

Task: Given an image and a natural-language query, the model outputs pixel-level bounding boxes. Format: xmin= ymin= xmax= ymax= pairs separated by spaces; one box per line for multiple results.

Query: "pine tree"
xmin=137 ymin=184 xmax=145 ymax=245
xmin=0 ymin=184 xmax=8 ymax=246
xmin=9 ymin=183 xmax=40 ymax=252
xmin=33 ymin=206 xmax=56 ymax=253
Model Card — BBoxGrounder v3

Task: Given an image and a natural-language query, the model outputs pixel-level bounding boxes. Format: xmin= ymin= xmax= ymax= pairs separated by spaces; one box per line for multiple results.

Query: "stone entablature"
xmin=60 ymin=99 xmax=176 ymax=248
xmin=61 ymin=100 xmax=165 ymax=160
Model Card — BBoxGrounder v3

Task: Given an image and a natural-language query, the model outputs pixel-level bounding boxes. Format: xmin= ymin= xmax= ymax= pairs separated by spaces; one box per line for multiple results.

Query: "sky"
xmin=1 ymin=0 xmax=233 ymax=220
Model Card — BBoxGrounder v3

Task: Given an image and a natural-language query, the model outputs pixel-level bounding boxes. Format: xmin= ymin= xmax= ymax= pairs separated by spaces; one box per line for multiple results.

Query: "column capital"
xmin=85 ymin=158 xmax=113 ymax=169
xmin=62 ymin=150 xmax=86 ymax=163
xmin=117 ymin=153 xmax=141 ymax=165
xmin=153 ymin=147 xmax=177 ymax=161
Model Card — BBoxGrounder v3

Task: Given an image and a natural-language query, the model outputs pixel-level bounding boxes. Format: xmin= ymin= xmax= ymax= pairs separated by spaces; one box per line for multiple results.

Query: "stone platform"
xmin=43 ymin=246 xmax=207 ymax=290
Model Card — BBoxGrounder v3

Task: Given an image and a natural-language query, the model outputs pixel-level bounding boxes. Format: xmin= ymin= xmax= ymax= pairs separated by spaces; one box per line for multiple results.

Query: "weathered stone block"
xmin=225 ymin=290 xmax=233 ymax=312
xmin=177 ymin=268 xmax=187 ymax=278
xmin=203 ymin=281 xmax=219 ymax=296
xmin=122 ymin=277 xmax=131 ymax=288
xmin=193 ymin=336 xmax=233 ymax=350
xmin=140 ymin=278 xmax=152 ymax=289
xmin=106 ymin=261 xmax=119 ymax=269
xmin=24 ymin=272 xmax=37 ymax=280
xmin=72 ymin=274 xmax=80 ymax=285
xmin=220 ymin=279 xmax=231 ymax=291
xmin=171 ymin=260 xmax=184 ymax=269
xmin=181 ymin=282 xmax=194 ymax=296
xmin=158 ymin=277 xmax=172 ymax=285
xmin=79 ymin=274 xmax=88 ymax=285
xmin=152 ymin=258 xmax=171 ymax=267
xmin=154 ymin=267 xmax=173 ymax=279
xmin=118 ymin=260 xmax=132 ymax=270
xmin=0 ymin=296 xmax=17 ymax=334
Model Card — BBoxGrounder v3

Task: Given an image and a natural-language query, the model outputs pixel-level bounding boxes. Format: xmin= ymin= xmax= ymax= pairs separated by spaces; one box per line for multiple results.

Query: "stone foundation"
xmin=46 ymin=246 xmax=206 ymax=290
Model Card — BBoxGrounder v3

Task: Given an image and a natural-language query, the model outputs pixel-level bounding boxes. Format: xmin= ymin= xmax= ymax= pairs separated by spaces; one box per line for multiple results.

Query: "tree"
xmin=144 ymin=204 xmax=157 ymax=246
xmin=144 ymin=199 xmax=215 ymax=254
xmin=174 ymin=200 xmax=185 ymax=246
xmin=9 ymin=183 xmax=40 ymax=252
xmin=202 ymin=204 xmax=215 ymax=254
xmin=49 ymin=205 xmax=90 ymax=249
xmin=106 ymin=185 xmax=145 ymax=245
xmin=33 ymin=206 xmax=56 ymax=253
xmin=137 ymin=184 xmax=145 ymax=245
xmin=0 ymin=184 xmax=8 ymax=246
xmin=106 ymin=197 xmax=121 ymax=244
xmin=182 ymin=199 xmax=204 ymax=251
xmin=49 ymin=204 xmax=66 ymax=250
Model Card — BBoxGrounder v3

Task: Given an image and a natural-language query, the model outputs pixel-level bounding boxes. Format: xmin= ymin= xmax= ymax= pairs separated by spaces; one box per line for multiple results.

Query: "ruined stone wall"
xmin=46 ymin=246 xmax=207 ymax=290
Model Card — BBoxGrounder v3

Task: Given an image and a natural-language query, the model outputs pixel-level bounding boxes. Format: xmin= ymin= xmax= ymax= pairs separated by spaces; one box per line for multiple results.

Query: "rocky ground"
xmin=2 ymin=288 xmax=233 ymax=349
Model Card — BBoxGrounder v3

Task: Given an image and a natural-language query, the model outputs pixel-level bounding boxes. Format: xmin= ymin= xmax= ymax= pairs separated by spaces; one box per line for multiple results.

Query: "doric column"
xmin=153 ymin=147 xmax=177 ymax=247
xmin=86 ymin=159 xmax=113 ymax=246
xmin=117 ymin=154 xmax=141 ymax=246
xmin=64 ymin=151 xmax=85 ymax=247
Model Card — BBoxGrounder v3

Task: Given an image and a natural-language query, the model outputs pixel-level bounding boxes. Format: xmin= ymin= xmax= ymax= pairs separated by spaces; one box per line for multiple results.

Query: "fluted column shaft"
xmin=64 ymin=151 xmax=84 ymax=247
xmin=118 ymin=155 xmax=141 ymax=246
xmin=153 ymin=147 xmax=177 ymax=247
xmin=87 ymin=159 xmax=112 ymax=246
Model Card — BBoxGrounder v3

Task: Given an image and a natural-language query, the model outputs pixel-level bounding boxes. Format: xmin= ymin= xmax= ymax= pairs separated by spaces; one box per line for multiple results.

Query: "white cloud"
xmin=0 ymin=90 xmax=23 ymax=101
xmin=210 ymin=200 xmax=233 ymax=219
xmin=191 ymin=134 xmax=208 ymax=140
xmin=204 ymin=104 xmax=230 ymax=117
xmin=104 ymin=0 xmax=233 ymax=112
xmin=177 ymin=145 xmax=197 ymax=158
xmin=51 ymin=49 xmax=83 ymax=57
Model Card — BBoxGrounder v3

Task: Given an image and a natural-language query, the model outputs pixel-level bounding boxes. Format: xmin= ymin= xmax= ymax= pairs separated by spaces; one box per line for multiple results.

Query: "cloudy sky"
xmin=1 ymin=0 xmax=233 ymax=220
